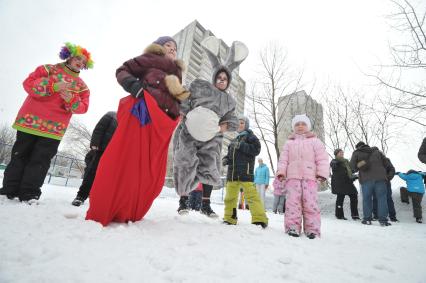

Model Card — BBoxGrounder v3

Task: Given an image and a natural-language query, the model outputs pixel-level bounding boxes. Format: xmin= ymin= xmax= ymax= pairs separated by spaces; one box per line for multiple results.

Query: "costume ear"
xmin=201 ymin=36 xmax=221 ymax=69
xmin=224 ymin=41 xmax=249 ymax=72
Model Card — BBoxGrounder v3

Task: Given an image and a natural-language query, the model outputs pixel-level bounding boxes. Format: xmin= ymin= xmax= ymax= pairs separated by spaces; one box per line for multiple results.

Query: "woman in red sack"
xmin=86 ymin=36 xmax=189 ymax=226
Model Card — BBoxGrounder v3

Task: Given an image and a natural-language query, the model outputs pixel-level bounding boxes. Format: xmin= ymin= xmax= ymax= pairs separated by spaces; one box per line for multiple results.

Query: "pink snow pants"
xmin=284 ymin=179 xmax=321 ymax=236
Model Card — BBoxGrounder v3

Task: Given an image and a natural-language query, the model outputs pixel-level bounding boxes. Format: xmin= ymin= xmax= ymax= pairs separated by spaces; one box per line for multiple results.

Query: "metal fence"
xmin=0 ymin=141 xmax=328 ymax=209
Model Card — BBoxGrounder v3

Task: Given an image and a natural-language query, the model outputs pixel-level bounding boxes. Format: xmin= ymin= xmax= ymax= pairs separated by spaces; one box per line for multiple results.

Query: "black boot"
xmin=71 ymin=195 xmax=86 ymax=207
xmin=200 ymin=199 xmax=218 ymax=218
xmin=306 ymin=233 xmax=316 ymax=239
xmin=177 ymin=196 xmax=189 ymax=215
xmin=287 ymin=229 xmax=300 ymax=237
xmin=253 ymin=222 xmax=268 ymax=229
xmin=416 ymin=218 xmax=422 ymax=223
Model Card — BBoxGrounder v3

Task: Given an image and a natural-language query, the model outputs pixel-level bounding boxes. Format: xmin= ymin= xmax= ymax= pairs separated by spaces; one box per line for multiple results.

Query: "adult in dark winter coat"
xmin=222 ymin=116 xmax=268 ymax=228
xmin=372 ymin=155 xmax=398 ymax=222
xmin=86 ymin=36 xmax=189 ymax=226
xmin=330 ymin=149 xmax=359 ymax=220
xmin=418 ymin=138 xmax=426 ymax=164
xmin=71 ymin=111 xmax=117 ymax=206
xmin=350 ymin=142 xmax=392 ymax=226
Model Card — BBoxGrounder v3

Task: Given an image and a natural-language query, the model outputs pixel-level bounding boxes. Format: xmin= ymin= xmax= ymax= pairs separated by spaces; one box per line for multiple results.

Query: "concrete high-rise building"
xmin=277 ymin=90 xmax=325 ymax=152
xmin=165 ymin=20 xmax=247 ymax=186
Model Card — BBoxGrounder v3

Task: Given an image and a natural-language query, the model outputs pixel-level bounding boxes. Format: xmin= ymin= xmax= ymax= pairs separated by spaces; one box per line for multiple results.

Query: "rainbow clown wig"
xmin=59 ymin=42 xmax=94 ymax=69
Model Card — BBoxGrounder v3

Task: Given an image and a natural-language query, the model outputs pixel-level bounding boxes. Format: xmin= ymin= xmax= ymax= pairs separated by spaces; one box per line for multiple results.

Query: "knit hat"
xmin=291 ymin=114 xmax=311 ymax=131
xmin=238 ymin=115 xmax=250 ymax=130
xmin=59 ymin=42 xmax=94 ymax=69
xmin=153 ymin=36 xmax=177 ymax=48
xmin=355 ymin=141 xmax=366 ymax=149
xmin=334 ymin=148 xmax=343 ymax=156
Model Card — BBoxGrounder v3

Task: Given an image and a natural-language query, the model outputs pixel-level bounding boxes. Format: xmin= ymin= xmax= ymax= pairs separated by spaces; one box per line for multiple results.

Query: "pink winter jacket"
xmin=272 ymin=177 xmax=285 ymax=196
xmin=277 ymin=132 xmax=329 ymax=181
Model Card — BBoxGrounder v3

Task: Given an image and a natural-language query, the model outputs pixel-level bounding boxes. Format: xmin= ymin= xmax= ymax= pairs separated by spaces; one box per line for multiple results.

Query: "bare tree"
xmin=371 ymin=0 xmax=426 ymax=126
xmin=0 ymin=123 xmax=16 ymax=164
xmin=61 ymin=118 xmax=92 ymax=173
xmin=246 ymin=43 xmax=317 ymax=174
xmin=322 ymin=85 xmax=400 ymax=156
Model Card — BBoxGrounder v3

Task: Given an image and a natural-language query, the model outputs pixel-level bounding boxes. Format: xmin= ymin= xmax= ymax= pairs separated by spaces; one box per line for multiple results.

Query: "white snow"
xmin=0 ymin=180 xmax=425 ymax=283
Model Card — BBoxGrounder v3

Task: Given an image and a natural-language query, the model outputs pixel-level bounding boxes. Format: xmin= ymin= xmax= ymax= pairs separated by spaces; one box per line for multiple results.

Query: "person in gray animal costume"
xmin=173 ymin=36 xmax=249 ymax=217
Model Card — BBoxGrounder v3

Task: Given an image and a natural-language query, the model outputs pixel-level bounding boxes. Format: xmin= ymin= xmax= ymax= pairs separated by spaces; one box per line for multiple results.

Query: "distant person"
xmin=372 ymin=155 xmax=398 ymax=222
xmin=276 ymin=114 xmax=329 ymax=239
xmin=397 ymin=170 xmax=425 ymax=223
xmin=188 ymin=183 xmax=203 ymax=211
xmin=350 ymin=142 xmax=392 ymax=226
xmin=71 ymin=111 xmax=117 ymax=206
xmin=254 ymin=158 xmax=270 ymax=206
xmin=272 ymin=177 xmax=286 ymax=214
xmin=0 ymin=42 xmax=92 ymax=203
xmin=330 ymin=149 xmax=360 ymax=220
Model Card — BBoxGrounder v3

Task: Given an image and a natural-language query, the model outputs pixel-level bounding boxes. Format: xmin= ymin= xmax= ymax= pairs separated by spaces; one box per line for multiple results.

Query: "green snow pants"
xmin=223 ymin=181 xmax=268 ymax=225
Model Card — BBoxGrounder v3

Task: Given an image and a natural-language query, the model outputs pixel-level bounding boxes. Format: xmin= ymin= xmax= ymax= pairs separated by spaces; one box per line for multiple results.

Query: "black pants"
xmin=409 ymin=192 xmax=423 ymax=219
xmin=76 ymin=150 xmax=103 ymax=200
xmin=335 ymin=193 xmax=359 ymax=218
xmin=2 ymin=131 xmax=60 ymax=200
xmin=202 ymin=184 xmax=213 ymax=199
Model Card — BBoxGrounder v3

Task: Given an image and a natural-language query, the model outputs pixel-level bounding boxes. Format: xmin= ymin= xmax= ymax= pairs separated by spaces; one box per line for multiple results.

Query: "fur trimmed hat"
xmin=291 ymin=114 xmax=311 ymax=131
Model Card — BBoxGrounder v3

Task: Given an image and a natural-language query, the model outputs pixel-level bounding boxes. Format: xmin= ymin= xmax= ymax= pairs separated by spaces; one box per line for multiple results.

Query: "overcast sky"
xmin=0 ymin=0 xmax=424 ymax=170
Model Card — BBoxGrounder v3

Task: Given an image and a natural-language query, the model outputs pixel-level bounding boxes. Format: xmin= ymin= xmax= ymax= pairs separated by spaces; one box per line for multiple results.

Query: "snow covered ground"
xmin=0 ymin=179 xmax=425 ymax=283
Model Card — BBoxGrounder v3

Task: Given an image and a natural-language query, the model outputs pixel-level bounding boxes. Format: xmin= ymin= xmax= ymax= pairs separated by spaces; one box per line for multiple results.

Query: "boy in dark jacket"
xmin=71 ymin=111 xmax=117 ymax=206
xmin=397 ymin=170 xmax=425 ymax=223
xmin=222 ymin=116 xmax=268 ymax=228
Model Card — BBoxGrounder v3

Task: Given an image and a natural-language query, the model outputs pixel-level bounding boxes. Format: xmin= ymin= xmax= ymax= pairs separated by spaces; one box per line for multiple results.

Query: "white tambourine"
xmin=185 ymin=106 xmax=220 ymax=142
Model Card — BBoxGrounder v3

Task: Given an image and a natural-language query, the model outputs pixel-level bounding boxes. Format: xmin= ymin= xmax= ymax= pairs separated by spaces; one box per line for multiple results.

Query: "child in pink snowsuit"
xmin=276 ymin=114 xmax=329 ymax=239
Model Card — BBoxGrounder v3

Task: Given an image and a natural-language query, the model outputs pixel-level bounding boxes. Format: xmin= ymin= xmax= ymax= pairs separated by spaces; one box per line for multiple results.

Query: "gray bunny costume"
xmin=173 ymin=36 xmax=249 ymax=196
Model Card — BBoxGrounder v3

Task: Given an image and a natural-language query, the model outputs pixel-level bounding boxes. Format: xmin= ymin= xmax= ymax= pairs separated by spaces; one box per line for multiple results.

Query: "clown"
xmin=0 ymin=42 xmax=92 ymax=203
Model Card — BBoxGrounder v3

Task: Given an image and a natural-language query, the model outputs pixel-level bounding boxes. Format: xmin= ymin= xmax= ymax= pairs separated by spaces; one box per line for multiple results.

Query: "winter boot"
xmin=177 ymin=196 xmax=189 ymax=215
xmin=287 ymin=229 xmax=300 ymax=237
xmin=200 ymin=199 xmax=218 ymax=218
xmin=253 ymin=222 xmax=268 ymax=229
xmin=416 ymin=218 xmax=423 ymax=223
xmin=71 ymin=196 xmax=85 ymax=207
xmin=0 ymin=188 xmax=18 ymax=200
xmin=306 ymin=233 xmax=316 ymax=239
